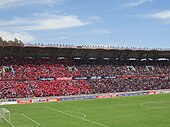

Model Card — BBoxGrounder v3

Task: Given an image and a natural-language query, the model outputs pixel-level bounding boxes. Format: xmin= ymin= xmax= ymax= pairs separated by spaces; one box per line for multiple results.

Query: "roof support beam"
xmin=123 ymin=50 xmax=133 ymax=60
xmin=96 ymin=50 xmax=105 ymax=60
xmin=54 ymin=48 xmax=61 ymax=58
xmin=146 ymin=50 xmax=157 ymax=60
xmin=9 ymin=47 xmax=13 ymax=58
xmin=110 ymin=50 xmax=120 ymax=60
xmin=0 ymin=47 xmax=4 ymax=58
xmin=19 ymin=47 xmax=24 ymax=58
xmin=37 ymin=48 xmax=42 ymax=58
xmin=113 ymin=50 xmax=125 ymax=60
xmin=138 ymin=51 xmax=146 ymax=60
xmin=83 ymin=50 xmax=92 ymax=59
xmin=154 ymin=51 xmax=159 ymax=60
xmin=69 ymin=49 xmax=77 ymax=59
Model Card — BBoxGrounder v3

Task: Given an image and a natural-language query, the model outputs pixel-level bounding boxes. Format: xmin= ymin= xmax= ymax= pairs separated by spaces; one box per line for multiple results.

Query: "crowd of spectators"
xmin=76 ymin=64 xmax=167 ymax=77
xmin=78 ymin=64 xmax=170 ymax=94
xmin=0 ymin=58 xmax=169 ymax=99
xmin=0 ymin=58 xmax=80 ymax=80
xmin=0 ymin=80 xmax=90 ymax=98
xmin=89 ymin=78 xmax=169 ymax=94
xmin=0 ymin=58 xmax=88 ymax=98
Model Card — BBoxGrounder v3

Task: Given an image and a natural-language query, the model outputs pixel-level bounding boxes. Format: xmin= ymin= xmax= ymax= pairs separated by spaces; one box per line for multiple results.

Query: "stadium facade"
xmin=0 ymin=44 xmax=169 ymax=60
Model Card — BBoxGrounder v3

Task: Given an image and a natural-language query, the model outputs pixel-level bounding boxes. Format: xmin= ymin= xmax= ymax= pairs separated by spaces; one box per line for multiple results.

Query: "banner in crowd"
xmin=56 ymin=77 xmax=72 ymax=81
xmin=38 ymin=77 xmax=72 ymax=81
xmin=73 ymin=76 xmax=117 ymax=80
xmin=38 ymin=75 xmax=164 ymax=81
xmin=118 ymin=75 xmax=162 ymax=79
xmin=38 ymin=77 xmax=55 ymax=81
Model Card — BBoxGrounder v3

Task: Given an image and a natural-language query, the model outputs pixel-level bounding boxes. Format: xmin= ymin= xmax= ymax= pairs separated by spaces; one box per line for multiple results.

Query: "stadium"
xmin=0 ymin=43 xmax=169 ymax=127
xmin=1 ymin=0 xmax=170 ymax=127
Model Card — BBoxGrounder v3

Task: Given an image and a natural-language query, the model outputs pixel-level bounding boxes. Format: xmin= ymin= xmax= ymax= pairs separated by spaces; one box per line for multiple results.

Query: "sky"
xmin=0 ymin=0 xmax=170 ymax=48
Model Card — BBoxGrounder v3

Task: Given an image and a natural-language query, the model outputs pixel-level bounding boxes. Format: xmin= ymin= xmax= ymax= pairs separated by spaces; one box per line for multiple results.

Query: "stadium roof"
xmin=0 ymin=44 xmax=169 ymax=60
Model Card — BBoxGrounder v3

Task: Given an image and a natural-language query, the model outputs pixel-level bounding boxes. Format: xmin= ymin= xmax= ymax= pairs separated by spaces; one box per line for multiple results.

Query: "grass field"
xmin=0 ymin=94 xmax=170 ymax=127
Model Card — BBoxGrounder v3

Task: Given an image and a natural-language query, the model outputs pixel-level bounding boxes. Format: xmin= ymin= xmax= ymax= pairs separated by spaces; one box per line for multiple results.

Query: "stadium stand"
xmin=0 ymin=45 xmax=169 ymax=98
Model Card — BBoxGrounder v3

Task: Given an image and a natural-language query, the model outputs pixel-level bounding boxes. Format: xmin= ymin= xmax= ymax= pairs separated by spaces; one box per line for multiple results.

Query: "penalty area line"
xmin=46 ymin=107 xmax=110 ymax=127
xmin=20 ymin=113 xmax=40 ymax=126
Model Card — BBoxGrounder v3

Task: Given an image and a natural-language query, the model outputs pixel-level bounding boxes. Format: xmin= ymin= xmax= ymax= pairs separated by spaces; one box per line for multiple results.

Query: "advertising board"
xmin=46 ymin=98 xmax=60 ymax=102
xmin=17 ymin=100 xmax=32 ymax=104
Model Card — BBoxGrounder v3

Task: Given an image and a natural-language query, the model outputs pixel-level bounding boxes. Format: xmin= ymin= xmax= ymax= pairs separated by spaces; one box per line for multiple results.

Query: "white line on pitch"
xmin=20 ymin=113 xmax=40 ymax=126
xmin=46 ymin=107 xmax=110 ymax=127
xmin=65 ymin=111 xmax=86 ymax=119
xmin=140 ymin=101 xmax=170 ymax=109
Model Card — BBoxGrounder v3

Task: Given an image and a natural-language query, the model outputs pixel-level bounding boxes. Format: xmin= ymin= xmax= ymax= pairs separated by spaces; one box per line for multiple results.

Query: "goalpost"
xmin=0 ymin=108 xmax=11 ymax=123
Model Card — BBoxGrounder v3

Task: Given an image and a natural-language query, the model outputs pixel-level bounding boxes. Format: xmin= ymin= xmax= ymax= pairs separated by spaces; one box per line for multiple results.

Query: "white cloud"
xmin=0 ymin=0 xmax=61 ymax=9
xmin=30 ymin=15 xmax=88 ymax=31
xmin=122 ymin=0 xmax=153 ymax=8
xmin=0 ymin=0 xmax=22 ymax=9
xmin=142 ymin=10 xmax=170 ymax=24
xmin=0 ymin=13 xmax=91 ymax=42
xmin=0 ymin=14 xmax=89 ymax=31
xmin=146 ymin=10 xmax=170 ymax=19
xmin=88 ymin=16 xmax=102 ymax=22
xmin=0 ymin=30 xmax=35 ymax=42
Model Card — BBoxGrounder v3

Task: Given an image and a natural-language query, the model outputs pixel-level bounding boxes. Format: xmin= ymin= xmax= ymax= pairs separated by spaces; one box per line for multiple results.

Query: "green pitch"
xmin=0 ymin=94 xmax=170 ymax=127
